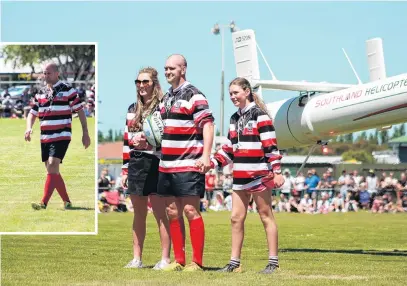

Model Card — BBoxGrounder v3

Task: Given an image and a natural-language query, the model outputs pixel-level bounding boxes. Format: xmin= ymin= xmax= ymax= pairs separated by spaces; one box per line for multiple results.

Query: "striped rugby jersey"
xmin=30 ymin=81 xmax=83 ymax=143
xmin=158 ymin=81 xmax=214 ymax=173
xmin=211 ymin=102 xmax=282 ymax=192
xmin=122 ymin=103 xmax=160 ymax=175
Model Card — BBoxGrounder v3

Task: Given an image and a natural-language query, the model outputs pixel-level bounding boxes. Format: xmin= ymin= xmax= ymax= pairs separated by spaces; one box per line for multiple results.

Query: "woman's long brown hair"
xmin=129 ymin=67 xmax=163 ymax=132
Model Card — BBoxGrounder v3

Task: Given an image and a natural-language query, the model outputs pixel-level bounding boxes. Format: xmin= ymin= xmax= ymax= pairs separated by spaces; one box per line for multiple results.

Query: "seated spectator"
xmin=209 ymin=192 xmax=226 ymax=212
xmin=316 ymin=194 xmax=330 ymax=214
xmin=222 ymin=173 xmax=233 ymax=198
xmin=2 ymin=95 xmax=13 ymax=117
xmin=98 ymin=168 xmax=113 ymax=195
xmin=382 ymin=194 xmax=394 ymax=213
xmin=14 ymin=99 xmax=24 ymax=118
xmin=358 ymin=183 xmax=370 ymax=210
xmin=371 ymin=195 xmax=384 ymax=213
xmin=200 ymin=198 xmax=209 ymax=212
xmin=286 ymin=189 xmax=301 ymax=213
xmin=224 ymin=194 xmax=232 ymax=211
xmin=126 ymin=196 xmax=134 ymax=213
xmin=98 ymin=194 xmax=111 ymax=213
xmin=345 ymin=191 xmax=359 ymax=212
xmin=298 ymin=193 xmax=313 ymax=214
xmin=395 ymin=196 xmax=407 ymax=213
xmin=277 ymin=193 xmax=289 ymax=212
xmin=271 ymin=197 xmax=277 ymax=210
xmin=330 ymin=193 xmax=346 ymax=212
xmin=395 ymin=173 xmax=407 ymax=212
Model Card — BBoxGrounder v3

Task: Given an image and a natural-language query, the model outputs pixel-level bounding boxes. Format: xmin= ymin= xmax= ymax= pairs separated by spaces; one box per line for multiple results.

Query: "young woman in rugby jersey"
xmin=121 ymin=67 xmax=175 ymax=270
xmin=25 ymin=63 xmax=91 ymax=210
xmin=207 ymin=77 xmax=285 ymax=274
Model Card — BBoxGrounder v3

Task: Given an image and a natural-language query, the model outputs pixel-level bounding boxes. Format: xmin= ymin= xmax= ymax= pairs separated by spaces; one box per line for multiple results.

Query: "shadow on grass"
xmin=140 ymin=265 xmax=224 ymax=271
xmin=63 ymin=206 xmax=95 ymax=211
xmin=280 ymin=248 xmax=407 ymax=257
xmin=203 ymin=266 xmax=224 ymax=271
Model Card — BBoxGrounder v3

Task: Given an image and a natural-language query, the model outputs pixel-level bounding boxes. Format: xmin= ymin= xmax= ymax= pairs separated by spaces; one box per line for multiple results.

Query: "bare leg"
xmin=230 ymin=191 xmax=250 ymax=259
xmin=253 ymin=189 xmax=278 ymax=257
xmin=130 ymin=195 xmax=148 ymax=260
xmin=150 ymin=194 xmax=171 ymax=262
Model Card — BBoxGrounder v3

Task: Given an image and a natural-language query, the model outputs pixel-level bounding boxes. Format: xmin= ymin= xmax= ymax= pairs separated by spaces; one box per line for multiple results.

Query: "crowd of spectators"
xmin=98 ymin=164 xmax=407 ymax=215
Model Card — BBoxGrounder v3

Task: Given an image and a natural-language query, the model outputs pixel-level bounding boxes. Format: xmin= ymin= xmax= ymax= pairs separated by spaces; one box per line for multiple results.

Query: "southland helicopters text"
xmin=315 ymin=77 xmax=407 ymax=108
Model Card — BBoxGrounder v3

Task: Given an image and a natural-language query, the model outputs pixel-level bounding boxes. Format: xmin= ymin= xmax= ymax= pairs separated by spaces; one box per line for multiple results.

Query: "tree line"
xmin=2 ymin=45 xmax=95 ymax=81
xmin=286 ymin=123 xmax=405 ymax=163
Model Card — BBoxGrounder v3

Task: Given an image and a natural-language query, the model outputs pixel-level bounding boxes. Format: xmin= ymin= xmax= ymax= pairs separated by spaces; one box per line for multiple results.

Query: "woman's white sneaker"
xmin=152 ymin=259 xmax=170 ymax=270
xmin=124 ymin=259 xmax=143 ymax=268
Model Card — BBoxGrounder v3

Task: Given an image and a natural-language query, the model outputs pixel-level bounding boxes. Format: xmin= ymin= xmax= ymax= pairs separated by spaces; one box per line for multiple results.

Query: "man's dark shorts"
xmin=41 ymin=140 xmax=70 ymax=163
xmin=157 ymin=171 xmax=205 ymax=198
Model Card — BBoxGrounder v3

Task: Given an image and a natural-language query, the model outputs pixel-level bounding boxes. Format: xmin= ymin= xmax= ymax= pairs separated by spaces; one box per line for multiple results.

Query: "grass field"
xmin=0 ymin=117 xmax=96 ymax=233
xmin=1 ymin=211 xmax=406 ymax=285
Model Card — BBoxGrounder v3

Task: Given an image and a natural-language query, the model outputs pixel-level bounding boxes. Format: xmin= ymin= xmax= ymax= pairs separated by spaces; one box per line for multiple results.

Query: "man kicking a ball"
xmin=25 ymin=62 xmax=91 ymax=210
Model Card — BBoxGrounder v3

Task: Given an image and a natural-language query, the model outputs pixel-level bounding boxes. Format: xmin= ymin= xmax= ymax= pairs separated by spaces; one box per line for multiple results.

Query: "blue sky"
xmin=1 ymin=1 xmax=407 ymax=136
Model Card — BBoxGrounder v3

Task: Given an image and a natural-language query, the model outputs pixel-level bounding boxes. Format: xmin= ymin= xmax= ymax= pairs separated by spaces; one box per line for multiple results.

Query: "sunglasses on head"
xmin=135 ymin=79 xmax=151 ymax=86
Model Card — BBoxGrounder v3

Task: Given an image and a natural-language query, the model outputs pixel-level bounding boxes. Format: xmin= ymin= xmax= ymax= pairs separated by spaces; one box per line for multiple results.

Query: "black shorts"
xmin=41 ymin=140 xmax=70 ymax=163
xmin=127 ymin=151 xmax=159 ymax=196
xmin=157 ymin=171 xmax=205 ymax=198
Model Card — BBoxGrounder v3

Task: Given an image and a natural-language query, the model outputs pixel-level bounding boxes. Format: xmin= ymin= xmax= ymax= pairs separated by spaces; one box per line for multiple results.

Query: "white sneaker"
xmin=152 ymin=259 xmax=170 ymax=270
xmin=124 ymin=258 xmax=143 ymax=268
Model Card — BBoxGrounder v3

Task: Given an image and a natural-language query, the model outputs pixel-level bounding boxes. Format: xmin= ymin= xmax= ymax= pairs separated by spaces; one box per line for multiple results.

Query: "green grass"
xmin=0 ymin=117 xmax=96 ymax=233
xmin=1 ymin=211 xmax=406 ymax=285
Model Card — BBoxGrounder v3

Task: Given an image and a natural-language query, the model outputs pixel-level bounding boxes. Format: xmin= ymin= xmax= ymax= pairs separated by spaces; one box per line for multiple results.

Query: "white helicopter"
xmin=231 ymin=29 xmax=407 ymax=153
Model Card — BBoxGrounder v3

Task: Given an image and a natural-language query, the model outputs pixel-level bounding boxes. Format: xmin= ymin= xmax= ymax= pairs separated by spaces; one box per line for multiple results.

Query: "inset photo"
xmin=0 ymin=43 xmax=97 ymax=234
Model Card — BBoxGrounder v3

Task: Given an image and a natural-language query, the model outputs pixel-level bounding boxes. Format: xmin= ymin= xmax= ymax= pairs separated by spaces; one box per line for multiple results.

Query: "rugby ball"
xmin=142 ymin=111 xmax=164 ymax=147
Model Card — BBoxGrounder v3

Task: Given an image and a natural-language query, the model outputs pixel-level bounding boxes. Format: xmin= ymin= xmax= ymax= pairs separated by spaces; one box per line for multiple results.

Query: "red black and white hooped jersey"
xmin=158 ymin=81 xmax=214 ymax=173
xmin=122 ymin=103 xmax=160 ymax=175
xmin=30 ymin=81 xmax=83 ymax=143
xmin=211 ymin=102 xmax=282 ymax=192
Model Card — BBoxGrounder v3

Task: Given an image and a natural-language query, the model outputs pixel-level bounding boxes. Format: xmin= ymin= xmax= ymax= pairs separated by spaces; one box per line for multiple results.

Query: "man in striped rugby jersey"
xmin=157 ymin=54 xmax=214 ymax=271
xmin=25 ymin=62 xmax=91 ymax=210
xmin=210 ymin=77 xmax=284 ymax=274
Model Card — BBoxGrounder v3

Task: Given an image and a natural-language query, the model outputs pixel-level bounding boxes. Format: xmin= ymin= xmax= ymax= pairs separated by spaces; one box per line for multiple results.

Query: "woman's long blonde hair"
xmin=229 ymin=77 xmax=269 ymax=115
xmin=130 ymin=67 xmax=163 ymax=132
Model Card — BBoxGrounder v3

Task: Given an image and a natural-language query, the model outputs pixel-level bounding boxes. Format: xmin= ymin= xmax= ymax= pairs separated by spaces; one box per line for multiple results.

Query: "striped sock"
xmin=230 ymin=257 xmax=240 ymax=267
xmin=268 ymin=256 xmax=279 ymax=267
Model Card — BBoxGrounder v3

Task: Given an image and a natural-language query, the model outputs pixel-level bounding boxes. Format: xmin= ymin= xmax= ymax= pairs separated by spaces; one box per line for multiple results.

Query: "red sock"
xmin=42 ymin=174 xmax=58 ymax=205
xmin=189 ymin=216 xmax=205 ymax=267
xmin=55 ymin=173 xmax=70 ymax=202
xmin=170 ymin=218 xmax=185 ymax=265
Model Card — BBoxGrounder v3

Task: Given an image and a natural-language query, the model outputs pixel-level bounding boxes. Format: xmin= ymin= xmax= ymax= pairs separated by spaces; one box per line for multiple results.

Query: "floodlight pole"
xmin=212 ymin=21 xmax=237 ymax=137
xmin=220 ymin=27 xmax=225 ymax=137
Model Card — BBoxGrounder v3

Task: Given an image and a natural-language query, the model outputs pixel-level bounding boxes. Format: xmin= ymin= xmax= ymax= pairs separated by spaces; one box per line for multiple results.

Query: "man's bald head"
xmin=167 ymin=54 xmax=187 ymax=68
xmin=43 ymin=62 xmax=60 ymax=85
xmin=44 ymin=62 xmax=59 ymax=73
xmin=165 ymin=54 xmax=188 ymax=88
